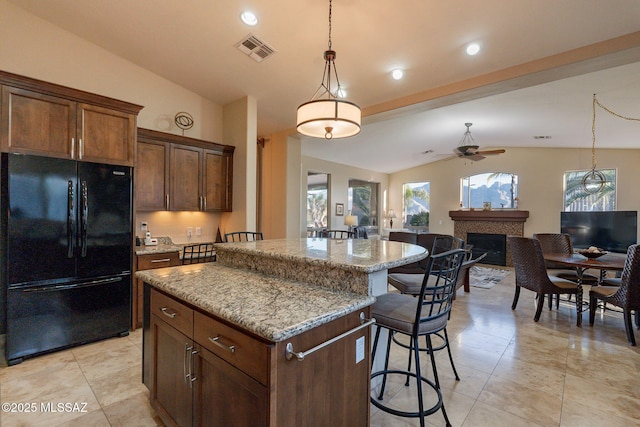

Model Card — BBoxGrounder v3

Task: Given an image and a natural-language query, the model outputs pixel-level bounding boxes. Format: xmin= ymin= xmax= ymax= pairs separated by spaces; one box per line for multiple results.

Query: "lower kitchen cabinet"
xmin=133 ymin=251 xmax=181 ymax=330
xmin=143 ymin=286 xmax=371 ymax=427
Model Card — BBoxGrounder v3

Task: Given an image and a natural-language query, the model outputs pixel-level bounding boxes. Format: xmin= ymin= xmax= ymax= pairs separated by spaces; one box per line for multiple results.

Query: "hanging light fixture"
xmin=581 ymin=94 xmax=607 ymax=194
xmin=581 ymin=94 xmax=640 ymax=193
xmin=296 ymin=0 xmax=361 ymax=140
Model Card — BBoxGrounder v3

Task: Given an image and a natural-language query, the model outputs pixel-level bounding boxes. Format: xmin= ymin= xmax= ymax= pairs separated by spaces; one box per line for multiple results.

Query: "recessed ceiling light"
xmin=391 ymin=69 xmax=404 ymax=80
xmin=240 ymin=11 xmax=258 ymax=26
xmin=533 ymin=135 xmax=552 ymax=140
xmin=466 ymin=43 xmax=480 ymax=56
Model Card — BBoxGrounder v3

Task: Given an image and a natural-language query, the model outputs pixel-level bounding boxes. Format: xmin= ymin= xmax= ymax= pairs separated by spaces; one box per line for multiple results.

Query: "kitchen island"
xmin=137 ymin=238 xmax=426 ymax=427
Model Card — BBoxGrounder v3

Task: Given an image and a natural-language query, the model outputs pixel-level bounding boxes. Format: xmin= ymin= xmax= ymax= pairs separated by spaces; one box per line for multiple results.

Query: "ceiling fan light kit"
xmin=296 ymin=0 xmax=361 ymax=140
xmin=455 ymin=123 xmax=505 ymax=161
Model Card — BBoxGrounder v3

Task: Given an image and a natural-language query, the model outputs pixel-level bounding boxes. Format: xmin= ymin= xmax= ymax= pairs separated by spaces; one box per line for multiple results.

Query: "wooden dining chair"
xmin=589 ymin=244 xmax=640 ymax=345
xmin=508 ymin=236 xmax=583 ymax=326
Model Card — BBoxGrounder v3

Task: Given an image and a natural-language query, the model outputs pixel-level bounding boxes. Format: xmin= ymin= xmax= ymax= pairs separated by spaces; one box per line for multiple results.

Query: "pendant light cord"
xmin=328 ymin=0 xmax=332 ymax=50
xmin=591 ymin=93 xmax=640 ymax=169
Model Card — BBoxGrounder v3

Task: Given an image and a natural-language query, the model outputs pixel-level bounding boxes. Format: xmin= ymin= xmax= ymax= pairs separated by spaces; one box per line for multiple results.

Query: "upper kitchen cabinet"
xmin=136 ymin=128 xmax=234 ymax=212
xmin=0 ymin=70 xmax=142 ymax=166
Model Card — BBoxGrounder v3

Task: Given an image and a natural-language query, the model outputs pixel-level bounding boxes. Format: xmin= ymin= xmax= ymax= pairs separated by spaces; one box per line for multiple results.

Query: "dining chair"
xmin=319 ymin=229 xmax=355 ymax=239
xmin=534 ymin=233 xmax=599 ymax=284
xmin=371 ymin=248 xmax=466 ymax=427
xmin=508 ymin=236 xmax=583 ymax=326
xmin=589 ymin=244 xmax=640 ymax=345
xmin=182 ymin=242 xmax=215 ymax=264
xmin=224 ymin=231 xmax=264 ymax=242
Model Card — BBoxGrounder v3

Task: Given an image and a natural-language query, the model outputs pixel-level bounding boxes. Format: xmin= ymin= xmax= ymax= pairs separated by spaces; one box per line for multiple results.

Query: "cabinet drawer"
xmin=137 ymin=252 xmax=181 ymax=270
xmin=151 ymin=289 xmax=193 ymax=337
xmin=194 ymin=311 xmax=270 ymax=385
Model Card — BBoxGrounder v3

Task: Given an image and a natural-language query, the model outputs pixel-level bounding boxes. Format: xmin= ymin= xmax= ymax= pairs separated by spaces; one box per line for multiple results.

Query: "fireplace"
xmin=449 ymin=210 xmax=529 ymax=267
xmin=467 ymin=233 xmax=507 ymax=266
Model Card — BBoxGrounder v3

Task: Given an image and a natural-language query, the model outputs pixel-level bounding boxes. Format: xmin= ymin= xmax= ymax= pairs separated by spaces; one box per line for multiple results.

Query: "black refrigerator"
xmin=1 ymin=153 xmax=132 ymax=365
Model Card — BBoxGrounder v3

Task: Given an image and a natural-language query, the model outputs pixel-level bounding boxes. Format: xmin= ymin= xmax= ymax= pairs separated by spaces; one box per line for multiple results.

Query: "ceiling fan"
xmin=455 ymin=123 xmax=505 ymax=161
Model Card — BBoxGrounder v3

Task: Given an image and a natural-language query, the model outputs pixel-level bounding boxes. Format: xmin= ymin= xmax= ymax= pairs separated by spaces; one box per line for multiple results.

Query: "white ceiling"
xmin=9 ymin=0 xmax=640 ymax=173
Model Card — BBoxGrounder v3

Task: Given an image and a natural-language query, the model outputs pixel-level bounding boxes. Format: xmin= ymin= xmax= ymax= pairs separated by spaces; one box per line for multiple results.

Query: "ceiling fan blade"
xmin=468 ymin=153 xmax=486 ymax=161
xmin=476 ymin=149 xmax=506 ymax=156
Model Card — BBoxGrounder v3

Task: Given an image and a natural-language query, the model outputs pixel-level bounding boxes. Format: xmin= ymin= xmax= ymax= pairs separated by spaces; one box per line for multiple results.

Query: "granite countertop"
xmin=136 ymin=263 xmax=375 ymax=343
xmin=215 ymin=238 xmax=427 ymax=274
xmin=135 ymin=243 xmax=183 ymax=256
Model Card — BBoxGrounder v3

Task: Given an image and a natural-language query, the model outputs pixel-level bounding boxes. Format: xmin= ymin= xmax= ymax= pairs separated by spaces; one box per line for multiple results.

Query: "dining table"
xmin=543 ymin=252 xmax=625 ymax=284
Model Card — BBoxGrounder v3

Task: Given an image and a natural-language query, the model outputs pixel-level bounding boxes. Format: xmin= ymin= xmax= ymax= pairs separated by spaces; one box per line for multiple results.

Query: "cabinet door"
xmin=150 ymin=314 xmax=194 ymax=427
xmin=77 ymin=103 xmax=136 ymax=166
xmin=1 ymin=86 xmax=75 ymax=158
xmin=203 ymin=150 xmax=232 ymax=212
xmin=193 ymin=346 xmax=268 ymax=427
xmin=170 ymin=144 xmax=202 ymax=211
xmin=136 ymin=140 xmax=170 ymax=211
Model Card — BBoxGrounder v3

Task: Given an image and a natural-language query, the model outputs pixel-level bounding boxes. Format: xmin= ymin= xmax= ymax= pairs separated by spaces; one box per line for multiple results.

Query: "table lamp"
xmin=387 ymin=209 xmax=397 ymax=228
xmin=344 ymin=214 xmax=358 ymax=232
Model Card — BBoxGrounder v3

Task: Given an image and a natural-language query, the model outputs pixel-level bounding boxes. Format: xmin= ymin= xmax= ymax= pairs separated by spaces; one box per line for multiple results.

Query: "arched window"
xmin=461 ymin=172 xmax=518 ymax=209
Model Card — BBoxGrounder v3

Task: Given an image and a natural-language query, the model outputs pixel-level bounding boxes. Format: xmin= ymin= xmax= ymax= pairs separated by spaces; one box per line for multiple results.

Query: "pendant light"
xmin=296 ymin=0 xmax=361 ymax=140
xmin=581 ymin=94 xmax=607 ymax=194
xmin=581 ymin=94 xmax=640 ymax=193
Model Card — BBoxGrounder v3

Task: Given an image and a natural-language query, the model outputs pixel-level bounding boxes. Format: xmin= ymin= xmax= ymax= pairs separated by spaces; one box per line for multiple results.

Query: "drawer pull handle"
xmin=285 ymin=312 xmax=375 ymax=361
xmin=160 ymin=307 xmax=177 ymax=318
xmin=151 ymin=258 xmax=171 ymax=263
xmin=208 ymin=336 xmax=236 ymax=353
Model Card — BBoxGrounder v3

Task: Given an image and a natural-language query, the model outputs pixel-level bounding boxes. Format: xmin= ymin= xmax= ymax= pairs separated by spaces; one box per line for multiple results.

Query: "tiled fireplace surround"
xmin=449 ymin=210 xmax=529 ymax=267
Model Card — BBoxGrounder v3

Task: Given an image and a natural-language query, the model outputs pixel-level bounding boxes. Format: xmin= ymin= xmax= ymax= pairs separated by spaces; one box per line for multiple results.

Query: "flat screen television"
xmin=560 ymin=211 xmax=638 ymax=253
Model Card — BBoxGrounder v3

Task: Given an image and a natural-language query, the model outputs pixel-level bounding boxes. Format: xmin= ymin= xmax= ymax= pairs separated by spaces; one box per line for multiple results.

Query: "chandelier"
xmin=296 ymin=0 xmax=361 ymax=140
xmin=582 ymin=94 xmax=640 ymax=193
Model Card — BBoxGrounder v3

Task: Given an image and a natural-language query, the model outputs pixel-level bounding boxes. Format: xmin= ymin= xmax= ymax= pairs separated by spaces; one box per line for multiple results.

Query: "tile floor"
xmin=1 ymin=269 xmax=639 ymax=426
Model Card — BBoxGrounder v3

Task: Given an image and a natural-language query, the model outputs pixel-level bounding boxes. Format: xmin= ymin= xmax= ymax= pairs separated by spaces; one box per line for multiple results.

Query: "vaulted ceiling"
xmin=10 ymin=0 xmax=640 ymax=173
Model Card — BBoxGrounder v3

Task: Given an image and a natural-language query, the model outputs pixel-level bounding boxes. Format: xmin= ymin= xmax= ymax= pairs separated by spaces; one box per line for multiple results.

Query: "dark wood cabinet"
xmin=133 ymin=252 xmax=181 ymax=329
xmin=0 ymin=71 xmax=141 ymax=166
xmin=144 ymin=287 xmax=371 ymax=427
xmin=135 ymin=140 xmax=170 ymax=211
xmin=136 ymin=128 xmax=233 ymax=212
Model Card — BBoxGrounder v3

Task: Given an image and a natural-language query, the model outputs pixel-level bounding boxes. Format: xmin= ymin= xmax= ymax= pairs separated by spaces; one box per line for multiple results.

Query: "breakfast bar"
xmin=136 ymin=238 xmax=427 ymax=426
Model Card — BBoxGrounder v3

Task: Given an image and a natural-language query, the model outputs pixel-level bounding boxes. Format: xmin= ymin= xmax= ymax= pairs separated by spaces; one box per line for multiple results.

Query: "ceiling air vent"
xmin=236 ymin=34 xmax=277 ymax=63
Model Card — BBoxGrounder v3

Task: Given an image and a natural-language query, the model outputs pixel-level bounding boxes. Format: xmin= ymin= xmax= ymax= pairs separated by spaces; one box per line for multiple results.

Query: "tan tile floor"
xmin=1 ymin=269 xmax=639 ymax=426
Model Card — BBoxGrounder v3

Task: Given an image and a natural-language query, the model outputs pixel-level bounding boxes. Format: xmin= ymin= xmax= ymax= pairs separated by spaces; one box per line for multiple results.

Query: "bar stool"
xmin=371 ymin=248 xmax=466 ymax=427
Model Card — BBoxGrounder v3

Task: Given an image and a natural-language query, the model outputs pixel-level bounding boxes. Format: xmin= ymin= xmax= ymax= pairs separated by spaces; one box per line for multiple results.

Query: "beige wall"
xmin=390 ymin=147 xmax=640 ymax=242
xmin=300 ymin=156 xmax=390 ymax=236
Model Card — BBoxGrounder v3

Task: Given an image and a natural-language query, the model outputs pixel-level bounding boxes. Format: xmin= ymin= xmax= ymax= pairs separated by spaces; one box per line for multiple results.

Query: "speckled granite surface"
xmin=215 ymin=238 xmax=427 ymax=295
xmin=136 ymin=263 xmax=375 ymax=342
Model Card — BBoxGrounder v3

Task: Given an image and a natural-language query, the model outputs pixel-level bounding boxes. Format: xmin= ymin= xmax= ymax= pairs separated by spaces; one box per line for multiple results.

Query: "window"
xmin=563 ymin=169 xmax=616 ymax=211
xmin=307 ymin=172 xmax=329 ymax=228
xmin=402 ymin=182 xmax=430 ymax=229
xmin=461 ymin=172 xmax=518 ymax=209
xmin=348 ymin=179 xmax=379 ymax=232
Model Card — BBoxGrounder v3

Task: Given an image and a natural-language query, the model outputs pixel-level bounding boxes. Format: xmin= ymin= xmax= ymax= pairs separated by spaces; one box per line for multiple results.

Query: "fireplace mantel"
xmin=449 ymin=210 xmax=529 ymax=222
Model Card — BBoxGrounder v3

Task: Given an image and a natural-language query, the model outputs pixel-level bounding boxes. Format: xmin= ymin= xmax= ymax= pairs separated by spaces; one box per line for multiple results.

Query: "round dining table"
xmin=543 ymin=252 xmax=625 ymax=284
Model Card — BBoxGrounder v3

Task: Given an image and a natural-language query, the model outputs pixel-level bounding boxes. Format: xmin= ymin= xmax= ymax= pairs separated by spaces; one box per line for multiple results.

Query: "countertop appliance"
xmin=1 ymin=153 xmax=132 ymax=365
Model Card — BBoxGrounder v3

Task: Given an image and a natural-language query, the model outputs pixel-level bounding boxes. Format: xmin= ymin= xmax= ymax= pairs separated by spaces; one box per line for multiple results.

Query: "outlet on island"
xmin=187 ymin=227 xmax=193 ymax=237
xmin=196 ymin=227 xmax=202 ymax=236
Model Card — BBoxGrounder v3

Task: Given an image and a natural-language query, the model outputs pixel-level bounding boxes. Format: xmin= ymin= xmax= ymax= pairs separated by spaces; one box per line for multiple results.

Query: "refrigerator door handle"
xmin=80 ymin=181 xmax=88 ymax=257
xmin=67 ymin=180 xmax=75 ymax=258
xmin=19 ymin=276 xmax=124 ymax=293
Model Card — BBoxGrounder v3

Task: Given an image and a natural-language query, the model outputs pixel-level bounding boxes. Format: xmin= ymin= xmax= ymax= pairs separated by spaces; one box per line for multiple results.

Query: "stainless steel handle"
xmin=160 ymin=307 xmax=177 ymax=319
xmin=184 ymin=343 xmax=191 ymax=384
xmin=203 ymin=196 xmax=207 ymax=211
xmin=189 ymin=348 xmax=198 ymax=388
xmin=71 ymin=137 xmax=75 ymax=159
xmin=79 ymin=138 xmax=84 ymax=159
xmin=285 ymin=313 xmax=375 ymax=361
xmin=208 ymin=336 xmax=235 ymax=353
xmin=151 ymin=258 xmax=171 ymax=263
xmin=166 ymin=194 xmax=169 ymax=210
